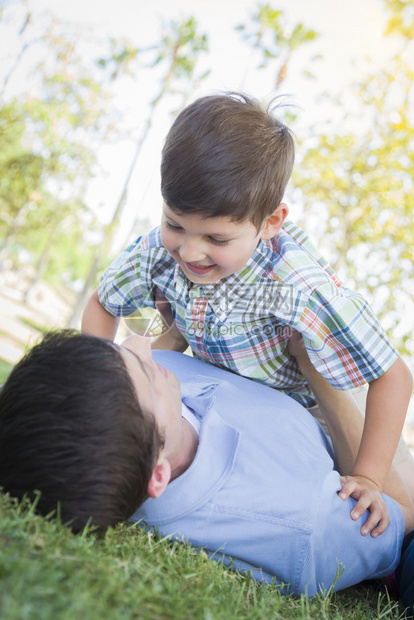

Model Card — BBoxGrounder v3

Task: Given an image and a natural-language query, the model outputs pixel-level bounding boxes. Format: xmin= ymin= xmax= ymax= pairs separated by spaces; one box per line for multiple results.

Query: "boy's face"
xmin=161 ymin=204 xmax=264 ymax=284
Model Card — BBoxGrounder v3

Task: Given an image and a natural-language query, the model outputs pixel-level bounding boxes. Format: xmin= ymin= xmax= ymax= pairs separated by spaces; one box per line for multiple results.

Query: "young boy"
xmin=82 ymin=92 xmax=414 ymax=530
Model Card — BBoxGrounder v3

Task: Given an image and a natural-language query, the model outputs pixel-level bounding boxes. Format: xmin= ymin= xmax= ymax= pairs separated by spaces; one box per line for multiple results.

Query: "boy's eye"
xmin=209 ymin=237 xmax=230 ymax=246
xmin=165 ymin=221 xmax=182 ymax=232
xmin=165 ymin=220 xmax=230 ymax=246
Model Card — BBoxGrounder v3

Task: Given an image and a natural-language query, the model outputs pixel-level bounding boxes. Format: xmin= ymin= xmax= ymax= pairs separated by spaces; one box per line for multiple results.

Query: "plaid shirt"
xmin=99 ymin=221 xmax=398 ymax=407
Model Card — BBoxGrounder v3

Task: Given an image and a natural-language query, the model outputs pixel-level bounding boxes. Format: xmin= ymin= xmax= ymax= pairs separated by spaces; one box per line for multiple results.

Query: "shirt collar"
xmin=133 ymin=406 xmax=240 ymax=524
xmin=179 ymin=380 xmax=219 ymax=419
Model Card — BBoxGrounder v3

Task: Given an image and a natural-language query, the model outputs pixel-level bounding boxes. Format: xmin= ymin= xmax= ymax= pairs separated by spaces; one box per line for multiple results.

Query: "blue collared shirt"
xmin=131 ymin=352 xmax=404 ymax=596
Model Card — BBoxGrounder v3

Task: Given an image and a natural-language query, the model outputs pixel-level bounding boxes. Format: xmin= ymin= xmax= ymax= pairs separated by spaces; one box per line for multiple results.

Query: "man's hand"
xmin=338 ymin=474 xmax=389 ymax=537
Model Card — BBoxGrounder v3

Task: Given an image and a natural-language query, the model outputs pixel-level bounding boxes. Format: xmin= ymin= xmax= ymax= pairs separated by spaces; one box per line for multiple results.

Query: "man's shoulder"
xmin=152 ymin=351 xmax=325 ymax=437
xmin=142 ymin=352 xmax=335 ymax=544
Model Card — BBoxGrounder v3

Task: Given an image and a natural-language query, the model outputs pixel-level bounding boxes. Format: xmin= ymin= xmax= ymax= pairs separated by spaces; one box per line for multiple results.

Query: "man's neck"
xmin=170 ymin=419 xmax=199 ymax=481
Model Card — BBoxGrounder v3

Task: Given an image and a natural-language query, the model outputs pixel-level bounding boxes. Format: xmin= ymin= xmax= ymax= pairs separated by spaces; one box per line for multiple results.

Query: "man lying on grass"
xmin=0 ymin=330 xmax=413 ymax=605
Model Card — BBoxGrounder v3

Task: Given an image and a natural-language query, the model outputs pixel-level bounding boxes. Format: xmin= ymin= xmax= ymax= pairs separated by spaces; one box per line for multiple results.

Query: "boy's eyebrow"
xmin=164 ymin=214 xmax=180 ymax=223
xmin=208 ymin=232 xmax=232 ymax=237
xmin=165 ymin=217 xmax=232 ymax=238
xmin=163 ymin=205 xmax=239 ymax=238
xmin=207 ymin=230 xmax=238 ymax=239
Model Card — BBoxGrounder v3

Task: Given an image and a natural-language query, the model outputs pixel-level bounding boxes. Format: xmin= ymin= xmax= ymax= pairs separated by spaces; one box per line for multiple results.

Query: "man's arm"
xmin=289 ymin=332 xmax=413 ymax=536
xmin=81 ymin=288 xmax=119 ymax=340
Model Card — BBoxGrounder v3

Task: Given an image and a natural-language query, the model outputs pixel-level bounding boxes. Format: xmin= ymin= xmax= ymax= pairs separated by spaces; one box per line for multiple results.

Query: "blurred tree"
xmin=96 ymin=16 xmax=209 ymax=244
xmin=384 ymin=0 xmax=414 ymax=41
xmin=0 ymin=101 xmax=44 ymax=264
xmin=236 ymin=3 xmax=319 ymax=90
xmin=0 ymin=3 xmax=116 ymax=299
xmin=292 ymin=0 xmax=414 ymax=355
xmin=67 ymin=16 xmax=210 ymax=327
xmin=20 ymin=195 xmax=101 ymax=292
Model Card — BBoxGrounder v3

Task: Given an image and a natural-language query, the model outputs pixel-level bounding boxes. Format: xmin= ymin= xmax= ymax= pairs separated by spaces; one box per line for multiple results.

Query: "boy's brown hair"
xmin=161 ymin=92 xmax=295 ymax=229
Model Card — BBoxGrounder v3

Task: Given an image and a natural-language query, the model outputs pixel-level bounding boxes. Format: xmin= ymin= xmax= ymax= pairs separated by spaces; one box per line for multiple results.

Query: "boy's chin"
xmin=187 ymin=274 xmax=220 ymax=285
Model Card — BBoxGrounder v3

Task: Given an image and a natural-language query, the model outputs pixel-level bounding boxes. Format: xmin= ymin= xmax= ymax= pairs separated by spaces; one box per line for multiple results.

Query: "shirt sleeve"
xmin=98 ymin=236 xmax=155 ymax=317
xmin=296 ymin=282 xmax=399 ymax=389
xmin=300 ymin=470 xmax=405 ymax=594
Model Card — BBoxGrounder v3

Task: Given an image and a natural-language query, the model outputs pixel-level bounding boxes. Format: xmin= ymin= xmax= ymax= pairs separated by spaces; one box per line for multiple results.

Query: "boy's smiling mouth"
xmin=184 ymin=262 xmax=216 ymax=275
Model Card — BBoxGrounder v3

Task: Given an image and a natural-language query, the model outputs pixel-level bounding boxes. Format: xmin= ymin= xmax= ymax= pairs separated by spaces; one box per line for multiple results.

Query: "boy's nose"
xmin=179 ymin=237 xmax=206 ymax=263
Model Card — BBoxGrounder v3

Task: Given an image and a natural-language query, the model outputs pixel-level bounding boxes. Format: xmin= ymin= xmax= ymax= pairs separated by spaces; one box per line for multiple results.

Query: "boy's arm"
xmin=152 ymin=326 xmax=189 ymax=351
xmin=81 ymin=288 xmax=119 ymax=340
xmin=289 ymin=332 xmax=412 ymax=536
xmin=347 ymin=356 xmax=412 ymax=495
xmin=151 ymin=289 xmax=188 ymax=352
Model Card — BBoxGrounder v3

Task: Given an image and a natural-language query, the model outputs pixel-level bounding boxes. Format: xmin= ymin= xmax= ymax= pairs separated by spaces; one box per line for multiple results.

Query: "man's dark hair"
xmin=0 ymin=330 xmax=161 ymax=532
xmin=161 ymin=92 xmax=295 ymax=230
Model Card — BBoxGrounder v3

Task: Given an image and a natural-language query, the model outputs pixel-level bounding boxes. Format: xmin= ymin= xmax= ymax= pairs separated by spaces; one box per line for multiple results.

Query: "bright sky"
xmin=1 ymin=0 xmax=401 ymax=248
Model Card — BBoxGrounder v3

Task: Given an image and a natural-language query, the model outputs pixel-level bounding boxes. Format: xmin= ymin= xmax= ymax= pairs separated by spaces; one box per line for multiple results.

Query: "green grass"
xmin=0 ymin=358 xmax=13 ymax=384
xmin=0 ymin=495 xmax=408 ymax=620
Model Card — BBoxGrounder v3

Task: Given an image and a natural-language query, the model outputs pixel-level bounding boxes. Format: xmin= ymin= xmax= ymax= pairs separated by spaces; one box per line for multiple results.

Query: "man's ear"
xmin=147 ymin=456 xmax=171 ymax=499
xmin=260 ymin=203 xmax=289 ymax=240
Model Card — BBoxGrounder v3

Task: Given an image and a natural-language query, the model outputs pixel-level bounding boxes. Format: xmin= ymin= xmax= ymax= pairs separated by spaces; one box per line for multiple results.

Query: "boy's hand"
xmin=338 ymin=474 xmax=390 ymax=537
xmin=287 ymin=329 xmax=307 ymax=359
